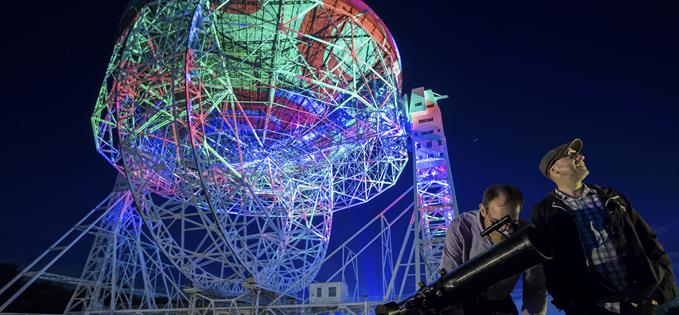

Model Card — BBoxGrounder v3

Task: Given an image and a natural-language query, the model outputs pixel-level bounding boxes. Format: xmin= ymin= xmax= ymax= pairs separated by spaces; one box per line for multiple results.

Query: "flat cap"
xmin=539 ymin=138 xmax=583 ymax=178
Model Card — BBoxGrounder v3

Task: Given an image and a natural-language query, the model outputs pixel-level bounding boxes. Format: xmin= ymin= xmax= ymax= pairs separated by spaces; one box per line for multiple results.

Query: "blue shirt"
xmin=554 ymin=185 xmax=630 ymax=293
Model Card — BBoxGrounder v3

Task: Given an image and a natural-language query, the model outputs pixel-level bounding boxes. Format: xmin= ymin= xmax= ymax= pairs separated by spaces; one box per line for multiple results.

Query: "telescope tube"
xmin=376 ymin=225 xmax=553 ymax=315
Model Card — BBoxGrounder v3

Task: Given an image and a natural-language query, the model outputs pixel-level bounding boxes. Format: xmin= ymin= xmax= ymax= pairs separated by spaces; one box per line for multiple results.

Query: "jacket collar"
xmin=547 ymin=184 xmax=624 ymax=211
xmin=553 ymin=184 xmax=597 ymax=202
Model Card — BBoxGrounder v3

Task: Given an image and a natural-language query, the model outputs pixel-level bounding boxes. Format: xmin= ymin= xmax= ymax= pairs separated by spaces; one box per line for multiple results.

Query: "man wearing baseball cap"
xmin=530 ymin=138 xmax=676 ymax=315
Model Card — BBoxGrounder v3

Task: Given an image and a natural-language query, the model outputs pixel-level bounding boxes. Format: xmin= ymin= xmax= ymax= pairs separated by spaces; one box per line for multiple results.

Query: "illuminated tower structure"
xmin=0 ymin=1 xmax=463 ymax=312
xmin=409 ymin=88 xmax=459 ymax=283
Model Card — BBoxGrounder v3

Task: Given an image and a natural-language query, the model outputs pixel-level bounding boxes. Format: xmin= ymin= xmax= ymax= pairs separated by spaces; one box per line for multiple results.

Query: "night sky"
xmin=1 ymin=0 xmax=678 ymax=307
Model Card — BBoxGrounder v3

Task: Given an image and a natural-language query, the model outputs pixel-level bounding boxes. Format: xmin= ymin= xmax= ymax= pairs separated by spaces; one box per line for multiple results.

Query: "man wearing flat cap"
xmin=530 ymin=138 xmax=677 ymax=315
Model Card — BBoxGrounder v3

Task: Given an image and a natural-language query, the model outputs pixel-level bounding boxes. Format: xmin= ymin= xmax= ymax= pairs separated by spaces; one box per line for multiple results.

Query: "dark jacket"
xmin=530 ymin=185 xmax=677 ymax=309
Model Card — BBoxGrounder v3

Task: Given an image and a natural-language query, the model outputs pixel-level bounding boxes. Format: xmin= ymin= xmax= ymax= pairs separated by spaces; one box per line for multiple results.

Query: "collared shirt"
xmin=554 ymin=185 xmax=630 ymax=294
xmin=440 ymin=210 xmax=547 ymax=315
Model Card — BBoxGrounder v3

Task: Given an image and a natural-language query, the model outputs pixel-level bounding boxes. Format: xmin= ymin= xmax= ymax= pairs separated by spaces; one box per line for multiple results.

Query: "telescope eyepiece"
xmin=480 ymin=215 xmax=513 ymax=237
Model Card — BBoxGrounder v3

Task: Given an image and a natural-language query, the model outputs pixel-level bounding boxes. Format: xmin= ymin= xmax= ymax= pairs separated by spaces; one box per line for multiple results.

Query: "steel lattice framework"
xmin=65 ymin=187 xmax=189 ymax=312
xmin=0 ymin=2 xmax=463 ymax=312
xmin=90 ymin=0 xmax=407 ymax=296
xmin=409 ymin=88 xmax=459 ymax=283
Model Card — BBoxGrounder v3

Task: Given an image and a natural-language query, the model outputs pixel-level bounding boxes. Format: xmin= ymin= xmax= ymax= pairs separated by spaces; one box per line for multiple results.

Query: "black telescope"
xmin=376 ymin=225 xmax=552 ymax=315
xmin=479 ymin=215 xmax=514 ymax=238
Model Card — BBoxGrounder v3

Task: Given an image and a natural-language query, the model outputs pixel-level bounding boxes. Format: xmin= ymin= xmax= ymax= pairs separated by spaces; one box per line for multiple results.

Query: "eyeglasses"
xmin=559 ymin=151 xmax=579 ymax=161
xmin=548 ymin=150 xmax=580 ymax=171
xmin=486 ymin=213 xmax=519 ymax=233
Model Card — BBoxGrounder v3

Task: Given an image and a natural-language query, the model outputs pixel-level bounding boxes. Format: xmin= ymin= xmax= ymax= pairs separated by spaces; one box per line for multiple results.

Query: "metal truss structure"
xmin=0 ymin=88 xmax=459 ymax=314
xmin=0 ymin=178 xmax=190 ymax=313
xmin=408 ymin=88 xmax=459 ymax=283
xmin=65 ymin=186 xmax=189 ymax=312
xmin=0 ymin=0 xmax=462 ymax=313
xmin=91 ymin=0 xmax=407 ymax=295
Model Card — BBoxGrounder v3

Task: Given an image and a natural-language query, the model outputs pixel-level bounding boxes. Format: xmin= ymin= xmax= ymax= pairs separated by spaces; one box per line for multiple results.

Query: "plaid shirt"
xmin=554 ymin=185 xmax=629 ymax=293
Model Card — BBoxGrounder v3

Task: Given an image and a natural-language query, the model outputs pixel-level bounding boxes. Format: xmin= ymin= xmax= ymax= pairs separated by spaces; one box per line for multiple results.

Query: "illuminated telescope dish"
xmin=91 ymin=0 xmax=407 ymax=294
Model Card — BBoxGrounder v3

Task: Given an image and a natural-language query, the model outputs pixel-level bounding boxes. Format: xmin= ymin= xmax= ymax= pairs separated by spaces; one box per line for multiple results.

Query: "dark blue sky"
xmin=1 ymin=0 xmax=678 ymax=302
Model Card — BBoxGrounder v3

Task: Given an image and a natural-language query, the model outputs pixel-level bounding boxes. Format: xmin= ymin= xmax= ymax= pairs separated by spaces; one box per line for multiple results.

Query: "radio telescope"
xmin=91 ymin=0 xmax=407 ymax=295
xmin=1 ymin=2 xmax=460 ymax=313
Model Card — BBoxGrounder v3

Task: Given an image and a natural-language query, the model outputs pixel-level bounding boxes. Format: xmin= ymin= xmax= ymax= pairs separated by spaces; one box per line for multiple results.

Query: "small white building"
xmin=309 ymin=282 xmax=348 ymax=304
